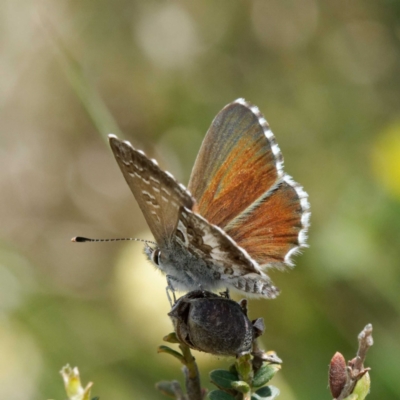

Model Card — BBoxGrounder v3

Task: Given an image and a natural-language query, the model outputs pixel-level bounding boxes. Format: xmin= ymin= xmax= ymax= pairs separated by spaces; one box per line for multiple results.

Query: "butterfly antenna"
xmin=71 ymin=236 xmax=157 ymax=245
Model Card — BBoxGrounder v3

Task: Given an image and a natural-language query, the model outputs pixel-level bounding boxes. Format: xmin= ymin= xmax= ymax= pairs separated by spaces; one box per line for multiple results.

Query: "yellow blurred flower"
xmin=371 ymin=122 xmax=400 ymax=199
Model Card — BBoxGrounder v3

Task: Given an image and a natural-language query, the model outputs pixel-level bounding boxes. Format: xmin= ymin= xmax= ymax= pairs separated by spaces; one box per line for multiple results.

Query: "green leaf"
xmin=157 ymin=346 xmax=185 ymax=363
xmin=256 ymin=387 xmax=272 ymax=397
xmin=228 ymin=363 xmax=237 ymax=375
xmin=210 ymin=370 xmax=239 ymax=390
xmin=231 ymin=380 xmax=250 ymax=393
xmin=251 ymin=385 xmax=280 ymax=400
xmin=343 ymin=395 xmax=358 ymax=400
xmin=352 ymin=372 xmax=370 ymax=400
xmin=236 ymin=353 xmax=253 ymax=381
xmin=163 ymin=332 xmax=180 ymax=344
xmin=252 ymin=364 xmax=281 ymax=388
xmin=208 ymin=390 xmax=236 ymax=400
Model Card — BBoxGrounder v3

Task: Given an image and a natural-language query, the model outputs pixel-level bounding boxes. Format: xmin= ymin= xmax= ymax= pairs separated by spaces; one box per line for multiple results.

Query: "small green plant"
xmin=58 ymin=364 xmax=97 ymax=400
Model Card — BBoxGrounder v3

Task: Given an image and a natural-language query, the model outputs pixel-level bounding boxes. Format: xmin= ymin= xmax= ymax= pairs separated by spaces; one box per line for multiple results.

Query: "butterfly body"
xmin=142 ymin=207 xmax=277 ymax=297
xmin=109 ymin=98 xmax=310 ymax=299
xmin=146 ymin=238 xmax=223 ymax=292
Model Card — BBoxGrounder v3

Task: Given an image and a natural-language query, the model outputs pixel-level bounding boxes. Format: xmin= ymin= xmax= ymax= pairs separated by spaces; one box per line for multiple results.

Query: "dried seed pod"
xmin=169 ymin=290 xmax=257 ymax=356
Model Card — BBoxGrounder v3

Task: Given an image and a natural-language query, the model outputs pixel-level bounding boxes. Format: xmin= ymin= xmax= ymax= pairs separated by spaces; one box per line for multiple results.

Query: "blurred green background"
xmin=1 ymin=1 xmax=400 ymax=399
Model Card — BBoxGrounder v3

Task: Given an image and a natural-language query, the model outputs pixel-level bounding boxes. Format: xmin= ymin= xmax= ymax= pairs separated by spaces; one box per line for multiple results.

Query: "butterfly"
xmin=109 ymin=98 xmax=310 ymax=299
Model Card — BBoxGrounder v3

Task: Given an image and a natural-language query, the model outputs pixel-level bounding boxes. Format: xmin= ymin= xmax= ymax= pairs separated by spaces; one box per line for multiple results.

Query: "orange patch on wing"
xmin=225 ymin=181 xmax=302 ymax=266
xmin=196 ymin=135 xmax=278 ymax=228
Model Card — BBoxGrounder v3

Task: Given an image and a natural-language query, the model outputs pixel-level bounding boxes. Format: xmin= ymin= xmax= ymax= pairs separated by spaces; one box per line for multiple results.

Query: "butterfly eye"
xmin=152 ymin=249 xmax=161 ymax=266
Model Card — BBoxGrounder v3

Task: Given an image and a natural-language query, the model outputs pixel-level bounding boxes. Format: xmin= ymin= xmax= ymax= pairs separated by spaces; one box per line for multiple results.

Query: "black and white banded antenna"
xmin=71 ymin=236 xmax=157 ymax=245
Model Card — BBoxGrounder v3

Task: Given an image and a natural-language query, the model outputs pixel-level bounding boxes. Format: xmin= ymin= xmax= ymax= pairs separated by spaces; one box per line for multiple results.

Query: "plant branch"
xmin=180 ymin=344 xmax=204 ymax=400
xmin=336 ymin=324 xmax=373 ymax=400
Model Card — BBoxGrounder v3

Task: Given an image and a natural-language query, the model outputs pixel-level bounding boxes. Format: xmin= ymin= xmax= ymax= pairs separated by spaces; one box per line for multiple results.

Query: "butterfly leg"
xmin=219 ymin=288 xmax=230 ymax=299
xmin=238 ymin=298 xmax=248 ymax=316
xmin=166 ymin=275 xmax=177 ymax=306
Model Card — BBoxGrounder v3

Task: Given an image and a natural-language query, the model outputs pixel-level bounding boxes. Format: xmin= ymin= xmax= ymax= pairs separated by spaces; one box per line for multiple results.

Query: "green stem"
xmin=179 ymin=344 xmax=203 ymax=400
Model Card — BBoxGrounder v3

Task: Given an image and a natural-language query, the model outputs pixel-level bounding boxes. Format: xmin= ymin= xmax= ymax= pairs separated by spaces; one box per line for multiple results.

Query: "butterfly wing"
xmin=188 ymin=99 xmax=283 ymax=227
xmin=109 ymin=135 xmax=194 ymax=246
xmin=174 ymin=207 xmax=280 ymax=298
xmin=224 ymin=177 xmax=309 ymax=269
xmin=109 ymin=135 xmax=278 ymax=297
xmin=188 ymin=99 xmax=310 ymax=268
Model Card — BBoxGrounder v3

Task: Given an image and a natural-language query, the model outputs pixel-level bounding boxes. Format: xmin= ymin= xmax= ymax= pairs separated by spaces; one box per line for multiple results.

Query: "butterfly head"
xmin=144 ymin=243 xmax=163 ymax=269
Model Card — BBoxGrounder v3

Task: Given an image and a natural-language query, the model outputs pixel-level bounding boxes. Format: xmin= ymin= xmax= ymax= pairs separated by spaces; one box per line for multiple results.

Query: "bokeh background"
xmin=1 ymin=1 xmax=400 ymax=399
